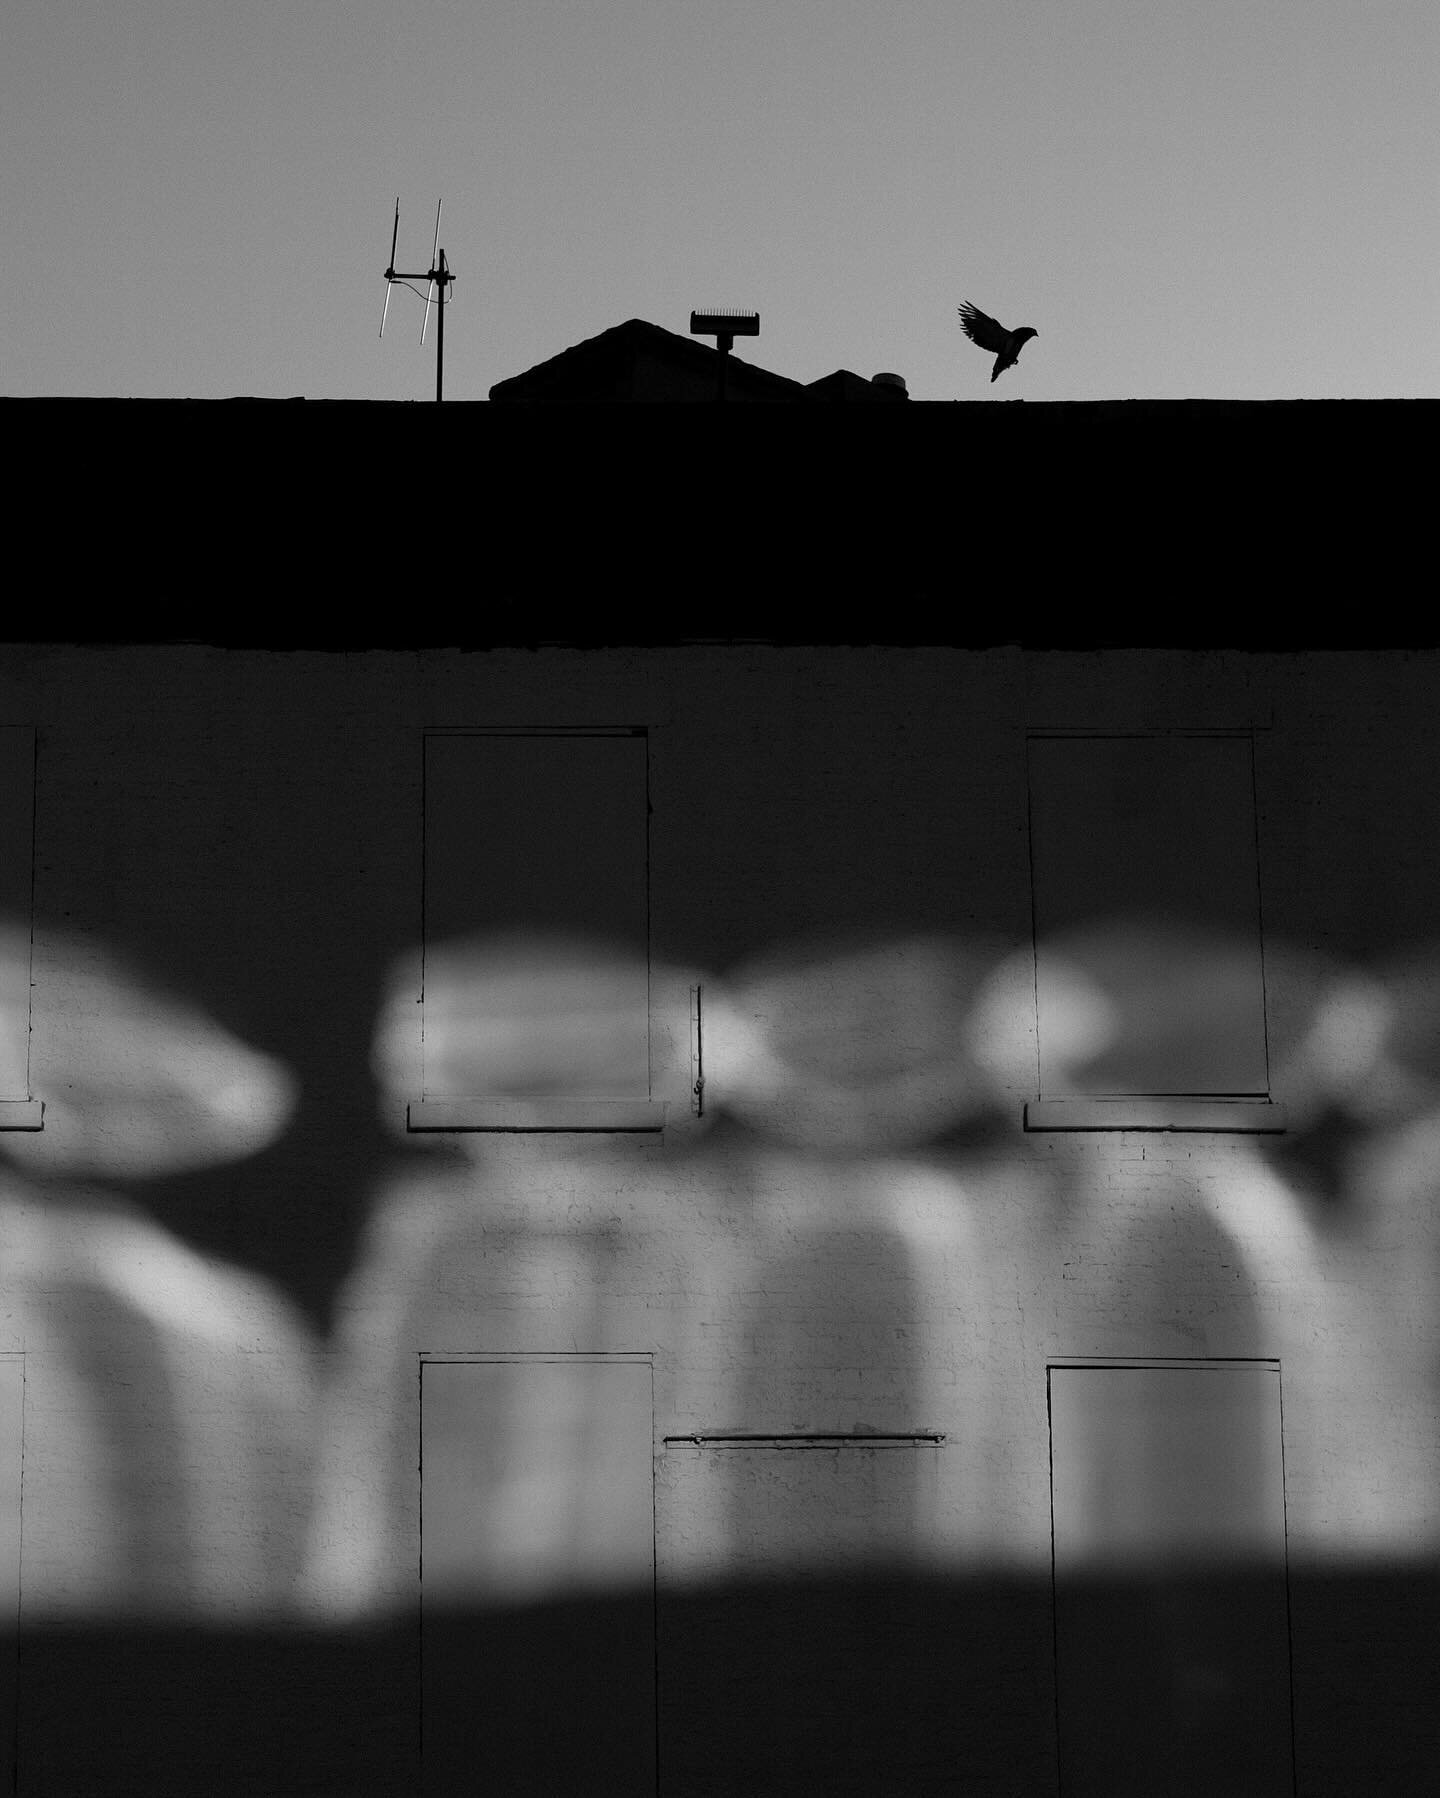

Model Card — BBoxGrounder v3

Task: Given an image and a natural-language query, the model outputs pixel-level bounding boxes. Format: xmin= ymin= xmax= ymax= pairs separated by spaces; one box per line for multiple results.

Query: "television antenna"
xmin=379 ymin=198 xmax=456 ymax=401
xmin=690 ymin=310 xmax=759 ymax=401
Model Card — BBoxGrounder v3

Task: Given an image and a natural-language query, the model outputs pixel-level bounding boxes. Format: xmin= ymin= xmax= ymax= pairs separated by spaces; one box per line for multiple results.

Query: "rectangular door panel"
xmin=421 ymin=1357 xmax=655 ymax=1797
xmin=1050 ymin=1363 xmax=1293 ymax=1798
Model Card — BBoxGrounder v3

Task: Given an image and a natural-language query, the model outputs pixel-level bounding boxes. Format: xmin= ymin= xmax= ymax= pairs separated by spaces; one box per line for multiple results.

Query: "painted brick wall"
xmin=0 ymin=645 xmax=1436 ymax=1793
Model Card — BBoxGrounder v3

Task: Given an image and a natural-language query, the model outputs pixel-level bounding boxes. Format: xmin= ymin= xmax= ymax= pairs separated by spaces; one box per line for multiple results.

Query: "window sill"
xmin=663 ymin=1432 xmax=945 ymax=1450
xmin=407 ymin=1099 xmax=666 ymax=1133
xmin=1024 ymin=1098 xmax=1287 ymax=1133
xmin=0 ymin=1099 xmax=42 ymax=1130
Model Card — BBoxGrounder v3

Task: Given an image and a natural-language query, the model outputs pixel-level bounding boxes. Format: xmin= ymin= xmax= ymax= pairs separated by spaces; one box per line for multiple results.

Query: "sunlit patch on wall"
xmin=1035 ymin=918 xmax=1269 ymax=1100
xmin=420 ymin=1353 xmax=654 ymax=1607
xmin=0 ymin=1200 xmax=314 ymax=1620
xmin=421 ymin=932 xmax=654 ymax=1102
xmin=657 ymin=1432 xmax=942 ymax=1587
xmin=704 ymin=930 xmax=1007 ymax=1150
xmin=2 ymin=930 xmax=296 ymax=1177
xmin=373 ymin=931 xmax=691 ymax=1135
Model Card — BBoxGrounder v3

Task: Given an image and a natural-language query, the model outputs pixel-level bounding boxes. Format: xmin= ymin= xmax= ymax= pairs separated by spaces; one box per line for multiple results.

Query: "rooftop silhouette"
xmin=488 ymin=318 xmax=910 ymax=403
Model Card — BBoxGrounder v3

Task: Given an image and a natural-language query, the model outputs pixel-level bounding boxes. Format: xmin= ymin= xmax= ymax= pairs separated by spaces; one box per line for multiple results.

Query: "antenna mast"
xmin=380 ymin=198 xmax=456 ymax=401
xmin=690 ymin=310 xmax=759 ymax=402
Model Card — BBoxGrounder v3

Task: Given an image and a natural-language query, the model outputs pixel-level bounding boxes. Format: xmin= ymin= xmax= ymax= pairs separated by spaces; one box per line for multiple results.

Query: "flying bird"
xmin=957 ymin=302 xmax=1038 ymax=382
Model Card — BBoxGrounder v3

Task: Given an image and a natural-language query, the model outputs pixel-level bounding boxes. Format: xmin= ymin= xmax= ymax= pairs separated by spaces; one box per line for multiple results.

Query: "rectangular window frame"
xmin=1024 ymin=729 xmax=1285 ymax=1134
xmin=407 ymin=726 xmax=666 ymax=1133
xmin=0 ymin=727 xmax=41 ymax=1131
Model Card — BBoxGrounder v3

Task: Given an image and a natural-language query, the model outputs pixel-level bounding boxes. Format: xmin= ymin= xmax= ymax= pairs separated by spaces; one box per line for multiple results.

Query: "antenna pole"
xmin=437 ymin=248 xmax=446 ymax=402
xmin=381 ymin=197 xmax=456 ymax=400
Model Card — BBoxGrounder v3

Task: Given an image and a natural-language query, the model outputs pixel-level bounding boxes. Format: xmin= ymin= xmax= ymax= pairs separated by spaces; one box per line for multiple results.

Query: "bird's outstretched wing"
xmin=957 ymin=302 xmax=1009 ymax=352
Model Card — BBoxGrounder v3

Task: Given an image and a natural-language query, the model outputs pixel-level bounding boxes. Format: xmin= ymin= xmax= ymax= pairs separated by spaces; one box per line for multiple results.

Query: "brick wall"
xmin=0 ymin=645 xmax=1436 ymax=1792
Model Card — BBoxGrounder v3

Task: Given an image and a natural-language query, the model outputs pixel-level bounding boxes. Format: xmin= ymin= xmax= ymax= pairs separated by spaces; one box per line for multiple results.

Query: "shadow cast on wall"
xmin=5 ymin=915 xmax=1440 ymax=1790
xmin=10 ymin=1561 xmax=1440 ymax=1797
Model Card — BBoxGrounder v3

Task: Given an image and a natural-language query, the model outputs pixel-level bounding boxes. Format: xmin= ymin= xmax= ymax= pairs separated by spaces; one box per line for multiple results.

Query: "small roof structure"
xmin=802 ymin=368 xmax=908 ymax=404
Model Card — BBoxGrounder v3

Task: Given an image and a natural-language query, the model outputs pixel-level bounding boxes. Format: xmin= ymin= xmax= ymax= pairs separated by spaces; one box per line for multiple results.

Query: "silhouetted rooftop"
xmin=487 ymin=319 xmax=907 ymax=403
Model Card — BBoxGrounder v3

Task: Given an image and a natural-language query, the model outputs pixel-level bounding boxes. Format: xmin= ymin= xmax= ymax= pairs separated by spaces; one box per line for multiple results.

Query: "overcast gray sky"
xmin=4 ymin=1 xmax=1435 ymax=401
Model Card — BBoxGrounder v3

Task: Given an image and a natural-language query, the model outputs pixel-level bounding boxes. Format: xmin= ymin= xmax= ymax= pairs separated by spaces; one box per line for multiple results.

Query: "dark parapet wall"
xmin=5 ymin=397 xmax=1429 ymax=646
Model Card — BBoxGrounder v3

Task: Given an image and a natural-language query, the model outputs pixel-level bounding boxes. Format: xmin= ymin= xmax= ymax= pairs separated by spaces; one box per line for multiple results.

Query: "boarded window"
xmin=416 ymin=729 xmax=655 ymax=1127
xmin=0 ymin=728 xmax=35 ymax=1105
xmin=1049 ymin=1362 xmax=1293 ymax=1797
xmin=420 ymin=1355 xmax=656 ymax=1796
xmin=1027 ymin=734 xmax=1270 ymax=1109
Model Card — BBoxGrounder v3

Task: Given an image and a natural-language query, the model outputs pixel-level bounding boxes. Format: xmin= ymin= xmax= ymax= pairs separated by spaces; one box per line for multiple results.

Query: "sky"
xmin=3 ymin=1 xmax=1436 ymax=402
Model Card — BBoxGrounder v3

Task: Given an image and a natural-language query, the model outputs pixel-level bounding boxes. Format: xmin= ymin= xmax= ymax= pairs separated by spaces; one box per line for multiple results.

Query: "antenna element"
xmin=379 ymin=198 xmax=400 ymax=339
xmin=380 ymin=197 xmax=457 ymax=400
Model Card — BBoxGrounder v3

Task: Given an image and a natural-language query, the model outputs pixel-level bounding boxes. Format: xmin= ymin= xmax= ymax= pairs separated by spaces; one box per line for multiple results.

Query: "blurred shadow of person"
xmin=0 ymin=922 xmax=311 ymax=1622
xmin=676 ymin=930 xmax=1003 ymax=1794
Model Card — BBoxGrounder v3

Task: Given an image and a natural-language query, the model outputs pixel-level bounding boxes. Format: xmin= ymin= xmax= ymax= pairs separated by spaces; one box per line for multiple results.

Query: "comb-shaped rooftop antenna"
xmin=380 ymin=197 xmax=456 ymax=401
xmin=690 ymin=310 xmax=759 ymax=401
